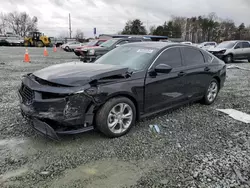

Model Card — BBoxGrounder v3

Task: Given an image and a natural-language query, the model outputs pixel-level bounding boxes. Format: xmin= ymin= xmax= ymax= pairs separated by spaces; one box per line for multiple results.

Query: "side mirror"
xmin=235 ymin=46 xmax=240 ymax=49
xmin=155 ymin=64 xmax=172 ymax=74
xmin=115 ymin=44 xmax=121 ymax=48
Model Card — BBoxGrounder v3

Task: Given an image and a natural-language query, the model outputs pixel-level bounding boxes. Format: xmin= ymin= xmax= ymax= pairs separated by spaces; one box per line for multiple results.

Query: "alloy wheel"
xmin=107 ymin=103 xmax=133 ymax=134
xmin=207 ymin=81 xmax=218 ymax=103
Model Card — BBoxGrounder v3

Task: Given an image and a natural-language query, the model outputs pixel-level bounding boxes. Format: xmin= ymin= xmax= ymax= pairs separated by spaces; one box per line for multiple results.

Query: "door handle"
xmin=204 ymin=67 xmax=210 ymax=71
xmin=178 ymin=71 xmax=186 ymax=77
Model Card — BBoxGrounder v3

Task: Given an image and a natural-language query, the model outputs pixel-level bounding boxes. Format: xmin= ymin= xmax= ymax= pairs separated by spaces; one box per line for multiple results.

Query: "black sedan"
xmin=19 ymin=42 xmax=226 ymax=140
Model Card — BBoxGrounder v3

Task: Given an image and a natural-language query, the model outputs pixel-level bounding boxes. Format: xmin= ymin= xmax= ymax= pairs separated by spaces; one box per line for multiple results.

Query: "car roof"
xmin=223 ymin=40 xmax=249 ymax=43
xmin=121 ymin=42 xmax=194 ymax=50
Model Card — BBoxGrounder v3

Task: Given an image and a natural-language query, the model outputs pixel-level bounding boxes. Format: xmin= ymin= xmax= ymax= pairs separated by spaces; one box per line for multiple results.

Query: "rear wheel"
xmin=24 ymin=41 xmax=30 ymax=47
xmin=202 ymin=79 xmax=219 ymax=105
xmin=96 ymin=97 xmax=136 ymax=138
xmin=224 ymin=54 xmax=233 ymax=64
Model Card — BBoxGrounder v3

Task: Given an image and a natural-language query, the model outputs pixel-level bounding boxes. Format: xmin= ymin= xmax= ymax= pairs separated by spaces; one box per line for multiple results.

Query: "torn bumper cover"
xmin=18 ymin=81 xmax=96 ymax=141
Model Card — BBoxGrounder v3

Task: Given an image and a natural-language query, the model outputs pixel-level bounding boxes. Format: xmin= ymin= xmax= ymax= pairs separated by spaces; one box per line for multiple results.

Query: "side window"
xmin=129 ymin=40 xmax=142 ymax=43
xmin=242 ymin=42 xmax=250 ymax=48
xmin=118 ymin=40 xmax=128 ymax=45
xmin=181 ymin=47 xmax=205 ymax=66
xmin=154 ymin=47 xmax=182 ymax=68
xmin=235 ymin=42 xmax=243 ymax=49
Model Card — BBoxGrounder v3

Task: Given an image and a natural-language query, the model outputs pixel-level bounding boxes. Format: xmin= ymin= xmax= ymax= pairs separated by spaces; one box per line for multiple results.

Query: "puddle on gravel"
xmin=0 ymin=166 xmax=29 ymax=182
xmin=50 ymin=159 xmax=154 ymax=188
xmin=0 ymin=138 xmax=27 ymax=147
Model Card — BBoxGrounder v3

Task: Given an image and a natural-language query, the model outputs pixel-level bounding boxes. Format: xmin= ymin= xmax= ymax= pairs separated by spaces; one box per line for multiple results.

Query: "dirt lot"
xmin=0 ymin=46 xmax=250 ymax=188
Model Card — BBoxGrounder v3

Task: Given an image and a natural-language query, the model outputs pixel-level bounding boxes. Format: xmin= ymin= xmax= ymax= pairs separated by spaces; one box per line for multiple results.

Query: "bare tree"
xmin=5 ymin=11 xmax=38 ymax=37
xmin=0 ymin=13 xmax=7 ymax=34
xmin=75 ymin=29 xmax=84 ymax=39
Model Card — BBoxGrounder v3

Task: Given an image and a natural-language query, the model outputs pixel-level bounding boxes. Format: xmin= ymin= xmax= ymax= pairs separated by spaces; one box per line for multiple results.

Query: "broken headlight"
xmin=74 ymin=87 xmax=98 ymax=96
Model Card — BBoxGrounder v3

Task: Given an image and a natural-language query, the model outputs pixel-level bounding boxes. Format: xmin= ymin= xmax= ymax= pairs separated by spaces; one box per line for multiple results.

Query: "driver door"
xmin=144 ymin=47 xmax=188 ymax=114
xmin=234 ymin=42 xmax=244 ymax=59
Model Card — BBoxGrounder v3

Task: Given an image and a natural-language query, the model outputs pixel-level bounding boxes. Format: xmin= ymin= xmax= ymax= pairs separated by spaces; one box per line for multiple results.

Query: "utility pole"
xmin=69 ymin=13 xmax=72 ymax=39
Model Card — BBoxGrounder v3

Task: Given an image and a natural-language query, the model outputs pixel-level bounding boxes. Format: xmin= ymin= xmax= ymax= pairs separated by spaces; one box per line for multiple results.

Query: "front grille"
xmin=19 ymin=84 xmax=34 ymax=105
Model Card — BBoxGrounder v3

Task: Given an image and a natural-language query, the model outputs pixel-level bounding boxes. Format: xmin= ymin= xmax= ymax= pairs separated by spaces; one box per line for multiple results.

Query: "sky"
xmin=0 ymin=0 xmax=249 ymax=38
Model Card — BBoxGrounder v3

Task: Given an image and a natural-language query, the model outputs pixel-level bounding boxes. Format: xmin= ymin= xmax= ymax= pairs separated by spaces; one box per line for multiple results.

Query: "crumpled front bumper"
xmin=18 ymin=84 xmax=96 ymax=140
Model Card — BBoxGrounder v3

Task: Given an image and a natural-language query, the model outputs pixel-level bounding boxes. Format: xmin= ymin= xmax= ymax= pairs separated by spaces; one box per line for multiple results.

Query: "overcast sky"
xmin=0 ymin=0 xmax=249 ymax=38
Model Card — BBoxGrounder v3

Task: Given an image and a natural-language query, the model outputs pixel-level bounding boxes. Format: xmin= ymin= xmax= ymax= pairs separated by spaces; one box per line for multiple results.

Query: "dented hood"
xmin=33 ymin=62 xmax=128 ymax=87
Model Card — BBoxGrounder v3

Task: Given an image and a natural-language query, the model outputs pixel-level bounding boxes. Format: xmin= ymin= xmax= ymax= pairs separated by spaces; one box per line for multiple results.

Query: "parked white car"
xmin=61 ymin=41 xmax=85 ymax=52
xmin=198 ymin=42 xmax=217 ymax=51
xmin=181 ymin=41 xmax=192 ymax=45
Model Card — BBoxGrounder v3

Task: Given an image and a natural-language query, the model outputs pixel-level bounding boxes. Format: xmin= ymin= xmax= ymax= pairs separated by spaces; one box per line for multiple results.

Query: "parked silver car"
xmin=208 ymin=40 xmax=250 ymax=63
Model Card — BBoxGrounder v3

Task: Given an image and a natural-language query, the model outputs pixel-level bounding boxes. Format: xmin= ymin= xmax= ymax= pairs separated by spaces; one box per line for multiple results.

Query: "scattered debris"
xmin=216 ymin=109 xmax=250 ymax=123
xmin=149 ymin=124 xmax=160 ymax=134
xmin=232 ymin=166 xmax=250 ymax=186
xmin=227 ymin=65 xmax=250 ymax=71
xmin=39 ymin=171 xmax=51 ymax=176
xmin=176 ymin=143 xmax=182 ymax=148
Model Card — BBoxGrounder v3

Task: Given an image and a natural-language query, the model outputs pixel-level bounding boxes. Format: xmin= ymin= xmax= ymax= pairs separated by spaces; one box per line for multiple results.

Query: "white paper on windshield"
xmin=137 ymin=49 xmax=154 ymax=53
xmin=216 ymin=109 xmax=250 ymax=124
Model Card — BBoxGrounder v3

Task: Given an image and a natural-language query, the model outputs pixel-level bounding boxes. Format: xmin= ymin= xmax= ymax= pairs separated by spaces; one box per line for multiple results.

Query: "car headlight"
xmin=220 ymin=50 xmax=226 ymax=54
xmin=74 ymin=87 xmax=98 ymax=96
xmin=88 ymin=49 xmax=95 ymax=55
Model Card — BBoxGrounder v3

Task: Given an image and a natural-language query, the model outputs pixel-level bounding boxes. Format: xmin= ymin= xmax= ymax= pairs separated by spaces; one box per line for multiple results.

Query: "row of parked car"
xmin=61 ymin=37 xmax=250 ymax=64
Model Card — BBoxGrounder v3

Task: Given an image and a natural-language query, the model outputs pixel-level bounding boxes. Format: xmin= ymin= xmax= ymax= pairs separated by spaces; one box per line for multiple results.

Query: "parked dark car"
xmin=208 ymin=40 xmax=250 ymax=63
xmin=19 ymin=42 xmax=226 ymax=140
xmin=80 ymin=37 xmax=151 ymax=62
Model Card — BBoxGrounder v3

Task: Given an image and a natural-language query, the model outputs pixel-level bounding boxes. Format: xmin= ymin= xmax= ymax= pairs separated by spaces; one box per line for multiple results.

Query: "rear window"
xmin=181 ymin=47 xmax=205 ymax=66
xmin=202 ymin=51 xmax=213 ymax=63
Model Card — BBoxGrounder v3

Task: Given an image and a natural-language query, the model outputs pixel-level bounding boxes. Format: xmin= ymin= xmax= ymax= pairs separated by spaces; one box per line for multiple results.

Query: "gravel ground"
xmin=0 ymin=46 xmax=250 ymax=188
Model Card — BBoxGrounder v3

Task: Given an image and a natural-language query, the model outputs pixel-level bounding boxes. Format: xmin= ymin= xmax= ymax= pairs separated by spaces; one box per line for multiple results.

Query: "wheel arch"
xmin=96 ymin=92 xmax=140 ymax=121
xmin=213 ymin=76 xmax=221 ymax=89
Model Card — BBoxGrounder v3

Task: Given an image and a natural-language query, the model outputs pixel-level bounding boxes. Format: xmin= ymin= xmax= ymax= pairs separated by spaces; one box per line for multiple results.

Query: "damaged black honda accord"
xmin=19 ymin=42 xmax=226 ymax=140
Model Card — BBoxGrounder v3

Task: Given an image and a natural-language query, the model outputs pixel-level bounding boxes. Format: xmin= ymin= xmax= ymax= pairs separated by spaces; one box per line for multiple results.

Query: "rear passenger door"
xmin=180 ymin=47 xmax=212 ymax=98
xmin=242 ymin=42 xmax=250 ymax=60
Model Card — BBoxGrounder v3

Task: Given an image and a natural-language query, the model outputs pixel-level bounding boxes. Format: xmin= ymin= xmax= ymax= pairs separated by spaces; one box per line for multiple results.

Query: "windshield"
xmin=100 ymin=39 xmax=118 ymax=47
xmin=95 ymin=46 xmax=158 ymax=71
xmin=216 ymin=41 xmax=236 ymax=49
xmin=87 ymin=40 xmax=97 ymax=46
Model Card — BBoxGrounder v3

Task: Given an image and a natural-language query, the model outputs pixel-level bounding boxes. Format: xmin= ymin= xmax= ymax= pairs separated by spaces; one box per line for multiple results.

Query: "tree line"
xmin=121 ymin=13 xmax=250 ymax=43
xmin=0 ymin=12 xmax=38 ymax=37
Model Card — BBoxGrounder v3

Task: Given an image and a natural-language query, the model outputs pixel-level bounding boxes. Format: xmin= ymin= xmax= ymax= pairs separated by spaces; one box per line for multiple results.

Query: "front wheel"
xmin=202 ymin=79 xmax=219 ymax=105
xmin=224 ymin=55 xmax=233 ymax=64
xmin=96 ymin=97 xmax=136 ymax=138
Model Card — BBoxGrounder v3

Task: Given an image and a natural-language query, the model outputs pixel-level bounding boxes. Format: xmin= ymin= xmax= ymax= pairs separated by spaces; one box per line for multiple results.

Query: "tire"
xmin=202 ymin=79 xmax=219 ymax=105
xmin=96 ymin=97 xmax=136 ymax=138
xmin=24 ymin=41 xmax=30 ymax=47
xmin=36 ymin=41 xmax=44 ymax=47
xmin=65 ymin=46 xmax=70 ymax=51
xmin=248 ymin=58 xmax=250 ymax=63
xmin=224 ymin=54 xmax=233 ymax=64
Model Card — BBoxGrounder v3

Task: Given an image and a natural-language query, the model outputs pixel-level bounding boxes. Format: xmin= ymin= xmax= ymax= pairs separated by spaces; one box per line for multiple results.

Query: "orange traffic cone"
xmin=53 ymin=45 xmax=57 ymax=52
xmin=44 ymin=46 xmax=48 ymax=56
xmin=24 ymin=48 xmax=30 ymax=63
